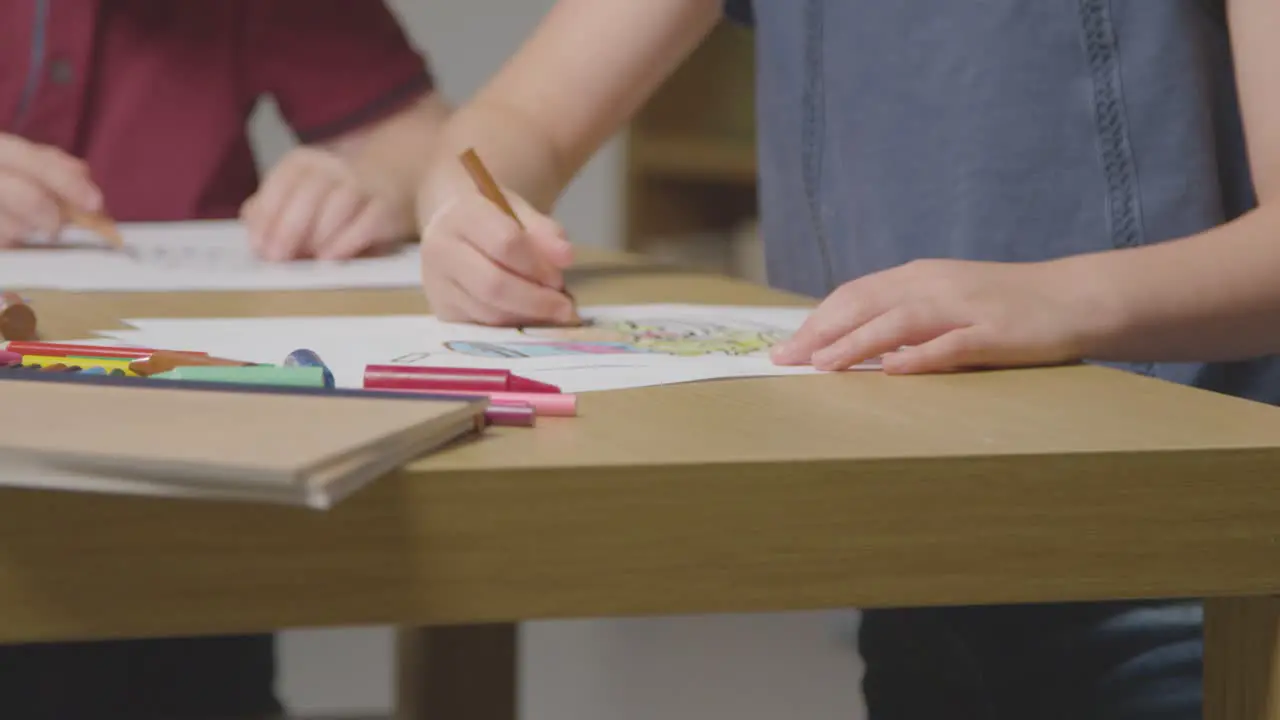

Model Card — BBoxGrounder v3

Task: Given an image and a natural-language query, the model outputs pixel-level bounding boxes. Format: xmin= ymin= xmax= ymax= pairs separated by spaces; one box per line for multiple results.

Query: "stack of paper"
xmin=2 ymin=220 xmax=423 ymax=291
xmin=0 ymin=377 xmax=484 ymax=508
xmin=92 ymin=304 xmax=876 ymax=394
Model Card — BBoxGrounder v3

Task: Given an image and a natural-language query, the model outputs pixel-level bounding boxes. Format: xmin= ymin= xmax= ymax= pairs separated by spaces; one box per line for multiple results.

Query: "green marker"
xmin=150 ymin=365 xmax=328 ymax=388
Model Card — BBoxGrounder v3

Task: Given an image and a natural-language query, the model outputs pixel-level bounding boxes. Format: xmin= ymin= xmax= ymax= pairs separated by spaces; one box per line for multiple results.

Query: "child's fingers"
xmin=0 ymin=136 xmax=100 ymax=212
xmin=248 ymin=158 xmax=308 ymax=254
xmin=880 ymin=328 xmax=988 ymax=375
xmin=453 ymin=239 xmax=579 ymax=325
xmin=0 ymin=215 xmax=26 ymax=246
xmin=446 ymin=194 xmax=565 ymax=288
xmin=508 ymin=192 xmax=574 ymax=269
xmin=309 ymin=185 xmax=368 ymax=254
xmin=318 ymin=200 xmax=398 ymax=261
xmin=0 ymin=172 xmax=62 ymax=237
xmin=259 ymin=174 xmax=339 ymax=261
xmin=422 ymin=228 xmax=576 ymax=326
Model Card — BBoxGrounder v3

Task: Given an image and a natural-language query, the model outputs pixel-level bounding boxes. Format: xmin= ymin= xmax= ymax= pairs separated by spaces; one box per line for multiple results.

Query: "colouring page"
xmin=0 ymin=221 xmax=422 ymax=291
xmin=97 ymin=305 xmax=880 ymax=393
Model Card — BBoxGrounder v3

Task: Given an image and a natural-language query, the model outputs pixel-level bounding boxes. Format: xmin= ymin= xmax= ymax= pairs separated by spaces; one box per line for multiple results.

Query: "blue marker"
xmin=78 ymin=367 xmax=107 ymax=376
xmin=283 ymin=348 xmax=335 ymax=388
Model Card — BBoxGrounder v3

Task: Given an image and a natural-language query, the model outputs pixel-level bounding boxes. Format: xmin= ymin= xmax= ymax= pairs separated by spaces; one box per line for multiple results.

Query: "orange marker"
xmin=129 ymin=350 xmax=257 ymax=377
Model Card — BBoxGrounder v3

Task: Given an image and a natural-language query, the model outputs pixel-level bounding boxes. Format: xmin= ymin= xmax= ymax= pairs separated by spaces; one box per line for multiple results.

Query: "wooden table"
xmin=9 ymin=248 xmax=1280 ymax=720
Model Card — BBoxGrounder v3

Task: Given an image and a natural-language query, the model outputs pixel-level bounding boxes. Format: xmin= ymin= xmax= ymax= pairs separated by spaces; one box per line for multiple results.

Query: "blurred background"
xmin=253 ymin=3 xmax=857 ymax=719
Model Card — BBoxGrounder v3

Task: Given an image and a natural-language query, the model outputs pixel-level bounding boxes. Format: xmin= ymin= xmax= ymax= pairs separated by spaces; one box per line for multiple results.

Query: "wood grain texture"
xmin=5 ymin=248 xmax=1280 ymax=645
xmin=1206 ymin=596 xmax=1280 ymax=720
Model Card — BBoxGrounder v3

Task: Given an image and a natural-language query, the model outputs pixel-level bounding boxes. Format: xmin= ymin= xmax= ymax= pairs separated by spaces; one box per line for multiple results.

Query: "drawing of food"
xmin=442 ymin=318 xmax=786 ymax=358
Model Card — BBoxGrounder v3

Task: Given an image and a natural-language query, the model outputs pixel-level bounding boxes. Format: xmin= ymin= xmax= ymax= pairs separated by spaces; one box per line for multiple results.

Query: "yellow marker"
xmin=19 ymin=355 xmax=138 ymax=375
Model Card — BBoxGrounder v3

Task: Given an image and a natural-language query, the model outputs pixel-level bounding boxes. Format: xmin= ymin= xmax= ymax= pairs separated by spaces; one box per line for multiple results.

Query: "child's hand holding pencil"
xmin=418 ymin=148 xmax=579 ymax=327
xmin=0 ymin=133 xmax=122 ymax=250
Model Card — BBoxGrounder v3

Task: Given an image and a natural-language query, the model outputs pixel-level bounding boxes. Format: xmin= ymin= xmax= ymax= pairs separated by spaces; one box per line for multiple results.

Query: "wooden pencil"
xmin=459 ymin=148 xmax=525 ymax=230
xmin=457 ymin=147 xmax=579 ymax=314
xmin=60 ymin=201 xmax=124 ymax=250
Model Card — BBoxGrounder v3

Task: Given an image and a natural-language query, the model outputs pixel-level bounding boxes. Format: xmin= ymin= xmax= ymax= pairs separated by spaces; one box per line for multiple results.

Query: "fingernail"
xmin=771 ymin=341 xmax=797 ymax=363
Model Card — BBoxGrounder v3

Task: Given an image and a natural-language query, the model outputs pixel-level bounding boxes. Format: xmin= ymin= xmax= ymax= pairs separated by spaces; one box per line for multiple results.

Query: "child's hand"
xmin=418 ymin=183 xmax=578 ymax=326
xmin=0 ymin=134 xmax=101 ymax=246
xmin=242 ymin=147 xmax=406 ymax=261
xmin=771 ymin=258 xmax=1110 ymax=374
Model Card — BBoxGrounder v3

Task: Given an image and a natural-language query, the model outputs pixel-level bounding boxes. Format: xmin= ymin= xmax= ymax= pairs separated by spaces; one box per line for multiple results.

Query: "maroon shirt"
xmin=0 ymin=0 xmax=433 ymax=221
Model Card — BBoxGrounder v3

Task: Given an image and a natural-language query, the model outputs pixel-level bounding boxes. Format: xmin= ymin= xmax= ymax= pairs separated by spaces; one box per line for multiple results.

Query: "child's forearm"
xmin=325 ymin=92 xmax=456 ymax=232
xmin=1062 ymin=204 xmax=1280 ymax=362
xmin=1078 ymin=0 xmax=1280 ymax=361
xmin=423 ymin=97 xmax=576 ymax=214
xmin=418 ymin=0 xmax=723 ymax=217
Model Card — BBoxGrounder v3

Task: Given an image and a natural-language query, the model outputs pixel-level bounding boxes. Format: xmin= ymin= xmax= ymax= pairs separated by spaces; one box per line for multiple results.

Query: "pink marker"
xmin=367 ymin=386 xmax=577 ymax=417
xmin=363 ymin=365 xmax=560 ymax=394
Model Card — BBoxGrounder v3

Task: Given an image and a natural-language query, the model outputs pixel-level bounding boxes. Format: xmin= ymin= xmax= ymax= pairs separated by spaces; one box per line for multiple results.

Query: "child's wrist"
xmin=414 ymin=161 xmax=468 ymax=226
xmin=1044 ymin=251 xmax=1135 ymax=360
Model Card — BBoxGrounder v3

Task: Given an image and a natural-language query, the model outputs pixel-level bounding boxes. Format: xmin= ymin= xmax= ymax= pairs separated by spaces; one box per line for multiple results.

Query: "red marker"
xmin=363 ymin=365 xmax=560 ymax=394
xmin=1 ymin=341 xmax=208 ymax=359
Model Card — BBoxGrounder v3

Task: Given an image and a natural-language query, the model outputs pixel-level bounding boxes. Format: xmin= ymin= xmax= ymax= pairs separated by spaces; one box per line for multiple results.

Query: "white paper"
xmin=1 ymin=220 xmax=422 ymax=291
xmin=94 ymin=304 xmax=879 ymax=393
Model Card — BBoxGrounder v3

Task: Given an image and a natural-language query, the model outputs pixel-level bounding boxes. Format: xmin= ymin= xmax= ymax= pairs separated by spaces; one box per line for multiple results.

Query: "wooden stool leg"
xmin=394 ymin=624 xmax=518 ymax=720
xmin=1205 ymin=596 xmax=1280 ymax=720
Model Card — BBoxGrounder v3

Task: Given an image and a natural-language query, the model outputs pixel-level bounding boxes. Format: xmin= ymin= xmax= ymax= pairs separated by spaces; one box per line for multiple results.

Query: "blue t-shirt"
xmin=733 ymin=0 xmax=1278 ymax=404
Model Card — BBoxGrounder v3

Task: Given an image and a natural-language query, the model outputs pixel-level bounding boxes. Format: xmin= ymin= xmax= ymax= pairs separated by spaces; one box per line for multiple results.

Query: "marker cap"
xmin=0 ymin=293 xmax=36 ymax=342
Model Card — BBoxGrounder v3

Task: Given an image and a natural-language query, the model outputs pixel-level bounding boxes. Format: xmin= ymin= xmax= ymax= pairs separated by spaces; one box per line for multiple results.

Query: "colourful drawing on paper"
xmin=442 ymin=318 xmax=788 ymax=359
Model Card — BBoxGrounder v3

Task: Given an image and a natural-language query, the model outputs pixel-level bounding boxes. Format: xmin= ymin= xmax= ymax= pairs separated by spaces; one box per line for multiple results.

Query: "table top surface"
xmin=6 ymin=247 xmax=1280 ymax=643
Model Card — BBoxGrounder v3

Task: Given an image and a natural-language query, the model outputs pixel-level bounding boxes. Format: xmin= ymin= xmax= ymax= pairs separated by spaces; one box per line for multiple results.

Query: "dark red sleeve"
xmin=244 ymin=0 xmax=434 ymax=144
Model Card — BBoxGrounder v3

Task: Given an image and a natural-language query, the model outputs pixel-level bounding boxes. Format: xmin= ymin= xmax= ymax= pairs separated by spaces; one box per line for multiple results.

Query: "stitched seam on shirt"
xmin=1078 ymin=0 xmax=1154 ymax=377
xmin=1078 ymin=0 xmax=1145 ymax=250
xmin=10 ymin=0 xmax=50 ymax=131
xmin=801 ymin=0 xmax=836 ymax=293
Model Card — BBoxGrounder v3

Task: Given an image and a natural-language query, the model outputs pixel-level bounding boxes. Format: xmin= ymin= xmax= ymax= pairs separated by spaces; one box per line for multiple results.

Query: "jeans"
xmin=0 ymin=634 xmax=280 ymax=720
xmin=859 ymin=600 xmax=1202 ymax=720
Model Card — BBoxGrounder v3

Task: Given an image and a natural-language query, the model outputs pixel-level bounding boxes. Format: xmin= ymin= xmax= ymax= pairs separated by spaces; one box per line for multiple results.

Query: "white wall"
xmin=251 ymin=3 xmax=865 ymax=718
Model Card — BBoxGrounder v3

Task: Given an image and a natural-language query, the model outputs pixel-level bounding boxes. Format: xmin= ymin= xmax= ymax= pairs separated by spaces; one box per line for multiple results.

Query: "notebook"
xmin=0 ymin=378 xmax=486 ymax=509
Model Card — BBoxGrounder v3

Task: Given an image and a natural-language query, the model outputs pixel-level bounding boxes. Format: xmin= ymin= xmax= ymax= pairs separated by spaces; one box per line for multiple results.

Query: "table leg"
xmin=394 ymin=624 xmax=518 ymax=720
xmin=1205 ymin=596 xmax=1280 ymax=720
